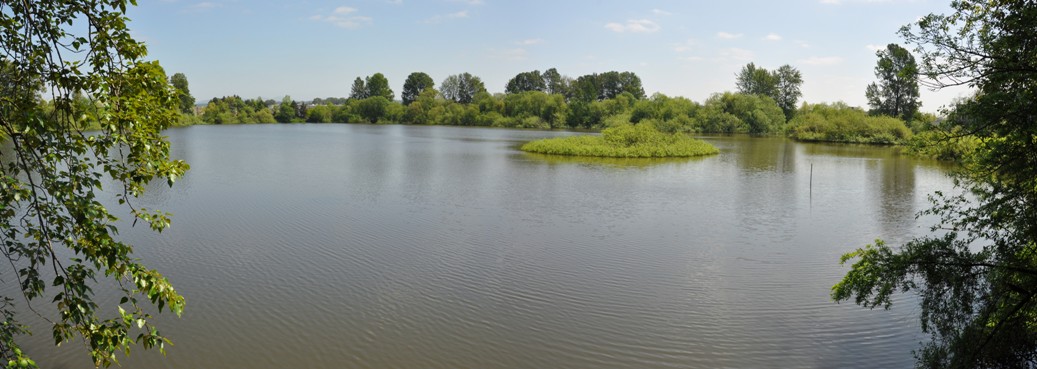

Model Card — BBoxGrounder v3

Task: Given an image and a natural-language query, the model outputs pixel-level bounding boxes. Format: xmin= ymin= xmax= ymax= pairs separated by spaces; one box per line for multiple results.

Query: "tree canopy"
xmin=833 ymin=1 xmax=1037 ymax=367
xmin=865 ymin=43 xmax=920 ymax=122
xmin=735 ymin=63 xmax=802 ymax=121
xmin=0 ymin=1 xmax=188 ymax=367
xmin=364 ymin=73 xmax=394 ymax=101
xmin=401 ymin=72 xmax=434 ymax=105
xmin=170 ymin=72 xmax=195 ymax=114
xmin=440 ymin=73 xmax=486 ymax=104
xmin=505 ymin=70 xmax=547 ymax=94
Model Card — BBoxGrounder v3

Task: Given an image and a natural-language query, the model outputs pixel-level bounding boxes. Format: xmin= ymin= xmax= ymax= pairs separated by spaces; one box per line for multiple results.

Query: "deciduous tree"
xmin=0 ymin=1 xmax=188 ymax=367
xmin=864 ymin=43 xmax=920 ymax=122
xmin=364 ymin=73 xmax=394 ymax=101
xmin=401 ymin=72 xmax=434 ymax=105
xmin=440 ymin=73 xmax=486 ymax=104
xmin=833 ymin=2 xmax=1037 ymax=367
xmin=170 ymin=72 xmax=195 ymax=114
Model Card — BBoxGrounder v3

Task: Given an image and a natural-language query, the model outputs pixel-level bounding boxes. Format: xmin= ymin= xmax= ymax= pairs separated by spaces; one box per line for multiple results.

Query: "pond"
xmin=22 ymin=124 xmax=954 ymax=368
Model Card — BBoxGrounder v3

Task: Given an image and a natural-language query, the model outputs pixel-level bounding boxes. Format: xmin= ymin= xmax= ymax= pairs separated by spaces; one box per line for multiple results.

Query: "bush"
xmin=788 ymin=103 xmax=913 ymax=144
xmin=520 ymin=122 xmax=718 ymax=158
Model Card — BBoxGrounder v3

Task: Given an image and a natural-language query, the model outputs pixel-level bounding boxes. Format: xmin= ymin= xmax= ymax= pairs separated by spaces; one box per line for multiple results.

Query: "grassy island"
xmin=520 ymin=123 xmax=719 ymax=158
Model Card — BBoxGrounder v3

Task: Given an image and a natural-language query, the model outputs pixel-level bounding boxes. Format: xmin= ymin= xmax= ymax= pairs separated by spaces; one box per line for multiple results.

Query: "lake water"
xmin=20 ymin=124 xmax=954 ymax=368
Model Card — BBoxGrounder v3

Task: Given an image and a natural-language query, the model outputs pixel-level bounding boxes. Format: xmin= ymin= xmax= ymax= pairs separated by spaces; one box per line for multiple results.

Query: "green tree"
xmin=735 ymin=62 xmax=777 ymax=97
xmin=0 ymin=1 xmax=188 ymax=367
xmin=364 ymin=73 xmax=394 ymax=101
xmin=169 ymin=72 xmax=195 ymax=114
xmin=773 ymin=65 xmax=803 ymax=121
xmin=349 ymin=77 xmax=367 ymax=100
xmin=355 ymin=96 xmax=390 ymax=123
xmin=833 ymin=1 xmax=1037 ymax=367
xmin=736 ymin=63 xmax=802 ymax=121
xmin=401 ymin=72 xmax=434 ymax=105
xmin=275 ymin=95 xmax=295 ymax=123
xmin=864 ymin=43 xmax=920 ymax=122
xmin=542 ymin=68 xmax=569 ymax=96
xmin=505 ymin=70 xmax=546 ymax=94
xmin=440 ymin=73 xmax=486 ymax=104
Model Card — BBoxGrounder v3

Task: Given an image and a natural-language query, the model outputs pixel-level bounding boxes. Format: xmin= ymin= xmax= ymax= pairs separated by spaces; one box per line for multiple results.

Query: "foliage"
xmin=364 ymin=73 xmax=394 ymax=101
xmin=542 ymin=68 xmax=569 ymax=96
xmin=735 ymin=63 xmax=803 ymax=120
xmin=905 ymin=126 xmax=981 ymax=162
xmin=169 ymin=73 xmax=195 ymax=114
xmin=505 ymin=70 xmax=547 ymax=94
xmin=833 ymin=1 xmax=1037 ymax=367
xmin=200 ymin=96 xmax=276 ymax=124
xmin=520 ymin=122 xmax=718 ymax=158
xmin=789 ymin=102 xmax=912 ymax=144
xmin=865 ymin=43 xmax=921 ymax=122
xmin=401 ymin=72 xmax=434 ymax=105
xmin=569 ymin=71 xmax=645 ymax=102
xmin=440 ymin=73 xmax=486 ymax=104
xmin=349 ymin=77 xmax=366 ymax=100
xmin=0 ymin=1 xmax=189 ymax=366
xmin=703 ymin=92 xmax=786 ymax=135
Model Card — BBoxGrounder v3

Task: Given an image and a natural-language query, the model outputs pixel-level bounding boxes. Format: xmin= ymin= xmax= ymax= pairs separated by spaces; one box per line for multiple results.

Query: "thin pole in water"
xmin=809 ymin=163 xmax=813 ymax=203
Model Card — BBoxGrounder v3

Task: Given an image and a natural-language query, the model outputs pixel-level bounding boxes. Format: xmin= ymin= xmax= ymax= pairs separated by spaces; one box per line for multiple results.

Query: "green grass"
xmin=520 ymin=123 xmax=719 ymax=158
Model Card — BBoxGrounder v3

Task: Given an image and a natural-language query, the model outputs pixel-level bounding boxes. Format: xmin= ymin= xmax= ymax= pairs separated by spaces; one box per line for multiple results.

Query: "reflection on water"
xmin=10 ymin=125 xmax=955 ymax=368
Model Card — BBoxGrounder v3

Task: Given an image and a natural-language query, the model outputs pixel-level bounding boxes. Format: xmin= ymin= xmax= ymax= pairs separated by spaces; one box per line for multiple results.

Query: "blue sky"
xmin=128 ymin=0 xmax=969 ymax=112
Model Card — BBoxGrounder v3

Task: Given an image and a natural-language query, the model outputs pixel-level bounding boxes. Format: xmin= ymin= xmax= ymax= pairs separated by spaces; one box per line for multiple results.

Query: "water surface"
xmin=20 ymin=124 xmax=952 ymax=368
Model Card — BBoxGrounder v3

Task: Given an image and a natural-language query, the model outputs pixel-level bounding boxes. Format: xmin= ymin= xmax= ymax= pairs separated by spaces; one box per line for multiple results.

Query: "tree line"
xmin=187 ymin=57 xmax=931 ymax=146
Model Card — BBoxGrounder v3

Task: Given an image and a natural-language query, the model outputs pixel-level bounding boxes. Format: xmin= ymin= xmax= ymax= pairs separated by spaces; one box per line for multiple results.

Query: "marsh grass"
xmin=520 ymin=123 xmax=718 ymax=158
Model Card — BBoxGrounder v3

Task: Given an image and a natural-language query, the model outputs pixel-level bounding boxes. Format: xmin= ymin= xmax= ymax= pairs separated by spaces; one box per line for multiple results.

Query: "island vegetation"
xmin=520 ymin=122 xmax=718 ymax=158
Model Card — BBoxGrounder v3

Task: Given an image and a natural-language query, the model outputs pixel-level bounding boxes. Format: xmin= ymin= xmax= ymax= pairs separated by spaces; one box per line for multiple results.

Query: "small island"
xmin=520 ymin=123 xmax=719 ymax=158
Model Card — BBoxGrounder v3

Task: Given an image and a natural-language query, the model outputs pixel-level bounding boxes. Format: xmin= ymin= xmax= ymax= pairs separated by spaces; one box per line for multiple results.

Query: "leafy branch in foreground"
xmin=833 ymin=1 xmax=1037 ymax=367
xmin=1 ymin=1 xmax=188 ymax=367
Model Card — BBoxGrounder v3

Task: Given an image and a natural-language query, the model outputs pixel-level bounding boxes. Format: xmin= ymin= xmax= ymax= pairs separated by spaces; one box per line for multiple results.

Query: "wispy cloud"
xmin=517 ymin=38 xmax=544 ymax=46
xmin=488 ymin=48 xmax=527 ymax=61
xmin=796 ymin=40 xmax=811 ymax=48
xmin=311 ymin=7 xmax=373 ymax=29
xmin=450 ymin=0 xmax=483 ymax=4
xmin=652 ymin=8 xmax=672 ymax=16
xmin=865 ymin=44 xmax=886 ymax=51
xmin=799 ymin=56 xmax=845 ymax=66
xmin=763 ymin=33 xmax=782 ymax=41
xmin=716 ymin=48 xmax=755 ymax=62
xmin=385 ymin=0 xmax=402 ymax=4
xmin=716 ymin=31 xmax=743 ymax=40
xmin=672 ymin=38 xmax=697 ymax=53
xmin=605 ymin=19 xmax=660 ymax=33
xmin=423 ymin=10 xmax=469 ymax=24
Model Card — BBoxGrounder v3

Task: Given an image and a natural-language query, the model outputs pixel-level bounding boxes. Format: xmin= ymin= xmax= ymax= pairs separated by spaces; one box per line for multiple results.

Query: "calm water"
xmin=19 ymin=124 xmax=953 ymax=368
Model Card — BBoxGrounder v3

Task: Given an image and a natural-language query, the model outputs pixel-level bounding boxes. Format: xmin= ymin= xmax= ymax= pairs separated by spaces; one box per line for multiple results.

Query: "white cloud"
xmin=385 ymin=0 xmax=402 ymax=3
xmin=799 ymin=56 xmax=845 ymax=65
xmin=517 ymin=38 xmax=544 ymax=45
xmin=488 ymin=48 xmax=527 ymax=61
xmin=450 ymin=0 xmax=483 ymax=4
xmin=717 ymin=48 xmax=755 ymax=62
xmin=796 ymin=40 xmax=811 ymax=48
xmin=865 ymin=44 xmax=886 ymax=51
xmin=604 ymin=19 xmax=661 ymax=33
xmin=716 ymin=31 xmax=743 ymax=40
xmin=423 ymin=10 xmax=469 ymax=24
xmin=763 ymin=33 xmax=782 ymax=41
xmin=820 ymin=0 xmax=841 ymax=4
xmin=672 ymin=38 xmax=697 ymax=53
xmin=312 ymin=7 xmax=372 ymax=29
xmin=652 ymin=8 xmax=672 ymax=16
xmin=333 ymin=6 xmax=357 ymax=14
